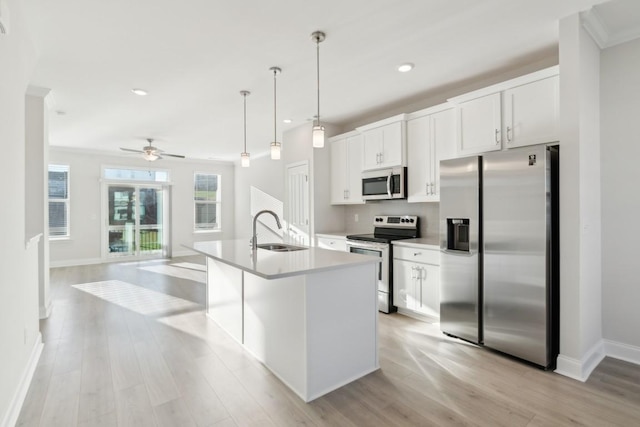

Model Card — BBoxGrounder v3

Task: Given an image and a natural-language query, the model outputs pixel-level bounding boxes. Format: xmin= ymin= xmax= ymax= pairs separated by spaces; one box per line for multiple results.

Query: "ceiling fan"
xmin=120 ymin=138 xmax=185 ymax=161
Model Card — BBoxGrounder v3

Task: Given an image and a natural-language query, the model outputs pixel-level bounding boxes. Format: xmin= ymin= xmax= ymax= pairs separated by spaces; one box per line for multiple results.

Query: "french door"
xmin=105 ymin=184 xmax=169 ymax=259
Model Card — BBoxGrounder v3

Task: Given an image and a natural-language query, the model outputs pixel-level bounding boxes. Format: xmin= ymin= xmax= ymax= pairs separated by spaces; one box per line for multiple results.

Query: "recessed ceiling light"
xmin=131 ymin=88 xmax=148 ymax=96
xmin=398 ymin=63 xmax=414 ymax=73
xmin=283 ymin=119 xmax=292 ymax=124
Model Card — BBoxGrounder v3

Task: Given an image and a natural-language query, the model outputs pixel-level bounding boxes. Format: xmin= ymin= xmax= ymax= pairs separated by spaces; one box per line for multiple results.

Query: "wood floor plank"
xmin=77 ymin=410 xmax=118 ymax=427
xmin=114 ymin=383 xmax=158 ymax=427
xmin=153 ymin=397 xmax=197 ymax=427
xmin=133 ymin=339 xmax=180 ymax=406
xmin=77 ymin=344 xmax=116 ymax=422
xmin=196 ymin=354 xmax=276 ymax=427
xmin=39 ymin=369 xmax=82 ymax=427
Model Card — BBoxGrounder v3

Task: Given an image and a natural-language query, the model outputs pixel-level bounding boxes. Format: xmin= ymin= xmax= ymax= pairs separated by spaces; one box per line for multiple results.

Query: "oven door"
xmin=346 ymin=240 xmax=391 ymax=313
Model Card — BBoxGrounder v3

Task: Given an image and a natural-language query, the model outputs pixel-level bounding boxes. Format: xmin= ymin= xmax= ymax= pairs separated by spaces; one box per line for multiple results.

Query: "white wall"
xmin=555 ymin=13 xmax=603 ymax=381
xmin=234 ymin=154 xmax=285 ymax=239
xmin=25 ymin=88 xmax=51 ymax=319
xmin=48 ymin=148 xmax=235 ymax=264
xmin=0 ymin=0 xmax=42 ymax=425
xmin=601 ymin=37 xmax=640 ymax=352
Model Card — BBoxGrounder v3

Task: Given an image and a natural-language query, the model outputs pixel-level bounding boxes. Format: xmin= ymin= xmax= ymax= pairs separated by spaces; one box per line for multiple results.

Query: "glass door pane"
xmin=108 ymin=186 xmax=136 ymax=256
xmin=138 ymin=187 xmax=163 ymax=255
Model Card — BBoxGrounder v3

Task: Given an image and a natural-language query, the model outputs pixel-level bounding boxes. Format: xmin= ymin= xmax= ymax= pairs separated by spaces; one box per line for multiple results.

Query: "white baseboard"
xmin=555 ymin=340 xmax=605 ymax=382
xmin=50 ymin=257 xmax=103 ymax=268
xmin=604 ymin=339 xmax=640 ymax=366
xmin=1 ymin=333 xmax=43 ymax=427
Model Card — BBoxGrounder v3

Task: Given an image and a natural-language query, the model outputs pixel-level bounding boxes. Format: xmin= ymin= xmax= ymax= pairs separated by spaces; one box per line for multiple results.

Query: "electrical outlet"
xmin=354 ymin=214 xmax=359 ymax=222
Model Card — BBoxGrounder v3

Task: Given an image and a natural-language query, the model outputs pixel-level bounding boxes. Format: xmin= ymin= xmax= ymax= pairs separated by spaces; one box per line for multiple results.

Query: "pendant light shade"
xmin=269 ymin=66 xmax=282 ymax=160
xmin=240 ymin=90 xmax=250 ymax=168
xmin=311 ymin=31 xmax=326 ymax=148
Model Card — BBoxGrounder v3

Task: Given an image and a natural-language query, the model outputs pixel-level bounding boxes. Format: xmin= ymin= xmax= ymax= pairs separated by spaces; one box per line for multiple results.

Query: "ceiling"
xmin=21 ymin=0 xmax=639 ymax=163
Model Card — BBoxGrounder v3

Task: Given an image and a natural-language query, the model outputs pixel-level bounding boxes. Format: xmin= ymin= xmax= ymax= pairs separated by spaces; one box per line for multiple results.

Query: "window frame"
xmin=48 ymin=164 xmax=71 ymax=240
xmin=193 ymin=172 xmax=222 ymax=233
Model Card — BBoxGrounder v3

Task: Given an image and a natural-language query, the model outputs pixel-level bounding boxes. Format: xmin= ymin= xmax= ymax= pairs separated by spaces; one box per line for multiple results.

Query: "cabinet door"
xmin=407 ymin=116 xmax=430 ymax=202
xmin=330 ymin=138 xmax=348 ymax=204
xmin=457 ymin=92 xmax=502 ymax=156
xmin=415 ymin=264 xmax=440 ymax=318
xmin=392 ymin=259 xmax=416 ymax=310
xmin=431 ymin=108 xmax=456 ymax=199
xmin=345 ymin=134 xmax=364 ymax=204
xmin=503 ymin=75 xmax=559 ymax=148
xmin=380 ymin=121 xmax=403 ymax=168
xmin=362 ymin=128 xmax=383 ymax=171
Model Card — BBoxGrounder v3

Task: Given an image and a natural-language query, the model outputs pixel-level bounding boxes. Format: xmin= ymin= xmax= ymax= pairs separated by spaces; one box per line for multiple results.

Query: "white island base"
xmin=206 ymin=257 xmax=379 ymax=402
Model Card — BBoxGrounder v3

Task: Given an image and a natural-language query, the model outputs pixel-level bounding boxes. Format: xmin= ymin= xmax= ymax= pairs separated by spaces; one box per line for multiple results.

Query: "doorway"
xmin=104 ymin=184 xmax=169 ymax=259
xmin=286 ymin=161 xmax=310 ymax=245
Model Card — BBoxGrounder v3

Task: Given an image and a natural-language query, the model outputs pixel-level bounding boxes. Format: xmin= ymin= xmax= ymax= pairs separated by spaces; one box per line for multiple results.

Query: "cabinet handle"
xmin=506 ymin=126 xmax=512 ymax=142
xmin=426 ymin=182 xmax=429 ymax=195
xmin=413 ymin=252 xmax=422 ymax=256
xmin=418 ymin=266 xmax=424 ymax=307
xmin=495 ymin=129 xmax=501 ymax=145
xmin=411 ymin=266 xmax=416 ymax=280
xmin=346 ymin=189 xmax=350 ymax=199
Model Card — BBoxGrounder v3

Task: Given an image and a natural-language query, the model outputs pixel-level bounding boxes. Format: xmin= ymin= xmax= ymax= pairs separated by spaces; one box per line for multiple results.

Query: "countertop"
xmin=393 ymin=237 xmax=440 ymax=250
xmin=189 ymin=240 xmax=380 ymax=280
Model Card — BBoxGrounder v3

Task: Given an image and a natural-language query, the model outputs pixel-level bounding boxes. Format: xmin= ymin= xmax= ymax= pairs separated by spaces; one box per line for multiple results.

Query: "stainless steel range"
xmin=346 ymin=215 xmax=419 ymax=313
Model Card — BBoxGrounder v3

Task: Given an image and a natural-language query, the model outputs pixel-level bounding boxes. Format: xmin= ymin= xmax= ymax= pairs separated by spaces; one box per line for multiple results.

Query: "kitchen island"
xmin=189 ymin=240 xmax=381 ymax=402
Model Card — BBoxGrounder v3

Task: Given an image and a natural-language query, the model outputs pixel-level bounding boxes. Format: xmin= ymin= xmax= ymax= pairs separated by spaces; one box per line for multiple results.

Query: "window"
xmin=194 ymin=173 xmax=221 ymax=231
xmin=48 ymin=164 xmax=70 ymax=238
xmin=103 ymin=167 xmax=169 ymax=182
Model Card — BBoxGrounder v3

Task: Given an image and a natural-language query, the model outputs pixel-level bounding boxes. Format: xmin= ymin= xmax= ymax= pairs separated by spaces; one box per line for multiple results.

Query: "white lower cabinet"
xmin=393 ymin=245 xmax=440 ymax=318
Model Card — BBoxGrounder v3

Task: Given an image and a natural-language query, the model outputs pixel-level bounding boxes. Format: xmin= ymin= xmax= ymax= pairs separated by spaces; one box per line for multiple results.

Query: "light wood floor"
xmin=17 ymin=256 xmax=640 ymax=426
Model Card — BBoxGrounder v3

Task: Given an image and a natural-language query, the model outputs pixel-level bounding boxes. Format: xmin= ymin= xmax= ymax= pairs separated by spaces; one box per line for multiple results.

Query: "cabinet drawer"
xmin=393 ymin=246 xmax=439 ymax=265
xmin=317 ymin=236 xmax=347 ymax=252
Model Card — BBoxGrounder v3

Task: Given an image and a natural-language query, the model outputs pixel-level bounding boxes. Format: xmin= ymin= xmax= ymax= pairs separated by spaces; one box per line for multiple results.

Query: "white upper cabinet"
xmin=449 ymin=66 xmax=560 ymax=156
xmin=358 ymin=115 xmax=406 ymax=171
xmin=329 ymin=132 xmax=364 ymax=205
xmin=407 ymin=106 xmax=456 ymax=203
xmin=457 ymin=92 xmax=502 ymax=156
xmin=503 ymin=75 xmax=559 ymax=148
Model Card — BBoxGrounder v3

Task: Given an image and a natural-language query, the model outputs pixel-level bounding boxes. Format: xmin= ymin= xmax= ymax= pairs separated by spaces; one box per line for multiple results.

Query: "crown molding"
xmin=582 ymin=8 xmax=640 ymax=49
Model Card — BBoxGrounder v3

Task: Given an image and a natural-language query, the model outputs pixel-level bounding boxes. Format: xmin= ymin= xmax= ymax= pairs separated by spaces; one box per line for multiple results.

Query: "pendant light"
xmin=311 ymin=31 xmax=326 ymax=148
xmin=269 ymin=66 xmax=282 ymax=160
xmin=240 ymin=90 xmax=250 ymax=167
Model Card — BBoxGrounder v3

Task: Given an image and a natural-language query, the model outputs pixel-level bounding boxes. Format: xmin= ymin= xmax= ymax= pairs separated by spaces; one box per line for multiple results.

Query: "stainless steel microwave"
xmin=362 ymin=167 xmax=406 ymax=201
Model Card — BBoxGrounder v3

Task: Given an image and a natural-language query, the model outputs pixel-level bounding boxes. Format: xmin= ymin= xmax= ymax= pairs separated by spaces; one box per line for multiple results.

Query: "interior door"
xmin=286 ymin=162 xmax=310 ymax=245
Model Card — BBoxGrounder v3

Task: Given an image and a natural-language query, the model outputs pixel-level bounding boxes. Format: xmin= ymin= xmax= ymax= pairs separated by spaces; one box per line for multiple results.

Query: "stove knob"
xmin=410 ymin=218 xmax=415 ymax=223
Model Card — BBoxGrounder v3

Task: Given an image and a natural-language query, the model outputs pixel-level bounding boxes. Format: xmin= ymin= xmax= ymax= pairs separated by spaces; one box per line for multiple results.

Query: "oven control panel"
xmin=373 ymin=215 xmax=418 ymax=228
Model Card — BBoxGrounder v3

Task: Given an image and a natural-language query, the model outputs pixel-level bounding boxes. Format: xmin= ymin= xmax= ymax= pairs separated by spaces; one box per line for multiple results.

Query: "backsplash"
xmin=344 ymin=200 xmax=439 ymax=238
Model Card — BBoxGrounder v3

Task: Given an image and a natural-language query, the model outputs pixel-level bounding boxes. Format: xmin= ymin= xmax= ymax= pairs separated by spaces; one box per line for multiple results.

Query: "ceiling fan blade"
xmin=120 ymin=147 xmax=144 ymax=153
xmin=163 ymin=153 xmax=186 ymax=158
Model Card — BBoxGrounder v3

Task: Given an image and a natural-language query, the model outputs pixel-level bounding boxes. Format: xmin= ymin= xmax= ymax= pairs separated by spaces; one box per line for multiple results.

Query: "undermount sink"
xmin=257 ymin=243 xmax=308 ymax=252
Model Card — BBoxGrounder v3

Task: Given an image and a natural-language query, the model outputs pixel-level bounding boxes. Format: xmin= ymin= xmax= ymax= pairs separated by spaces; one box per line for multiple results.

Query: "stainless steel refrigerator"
xmin=439 ymin=145 xmax=559 ymax=369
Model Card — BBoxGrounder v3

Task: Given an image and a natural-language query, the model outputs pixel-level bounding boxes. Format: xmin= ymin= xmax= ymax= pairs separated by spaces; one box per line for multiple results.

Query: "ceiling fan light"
xmin=241 ymin=152 xmax=250 ymax=167
xmin=143 ymin=152 xmax=159 ymax=161
xmin=270 ymin=141 xmax=281 ymax=159
xmin=312 ymin=125 xmax=325 ymax=148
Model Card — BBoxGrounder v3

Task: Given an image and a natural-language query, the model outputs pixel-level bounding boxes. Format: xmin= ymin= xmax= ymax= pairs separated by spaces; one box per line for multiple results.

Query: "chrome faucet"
xmin=252 ymin=210 xmax=282 ymax=250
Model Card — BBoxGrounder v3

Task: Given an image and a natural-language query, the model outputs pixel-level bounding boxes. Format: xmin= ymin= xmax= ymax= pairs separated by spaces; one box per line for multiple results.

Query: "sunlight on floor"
xmin=72 ymin=280 xmax=200 ymax=316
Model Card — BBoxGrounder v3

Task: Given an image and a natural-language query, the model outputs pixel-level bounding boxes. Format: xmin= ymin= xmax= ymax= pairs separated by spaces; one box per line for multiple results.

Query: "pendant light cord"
xmin=316 ymin=37 xmax=321 ymax=127
xmin=243 ymin=92 xmax=247 ymax=153
xmin=273 ymin=69 xmax=277 ymax=142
